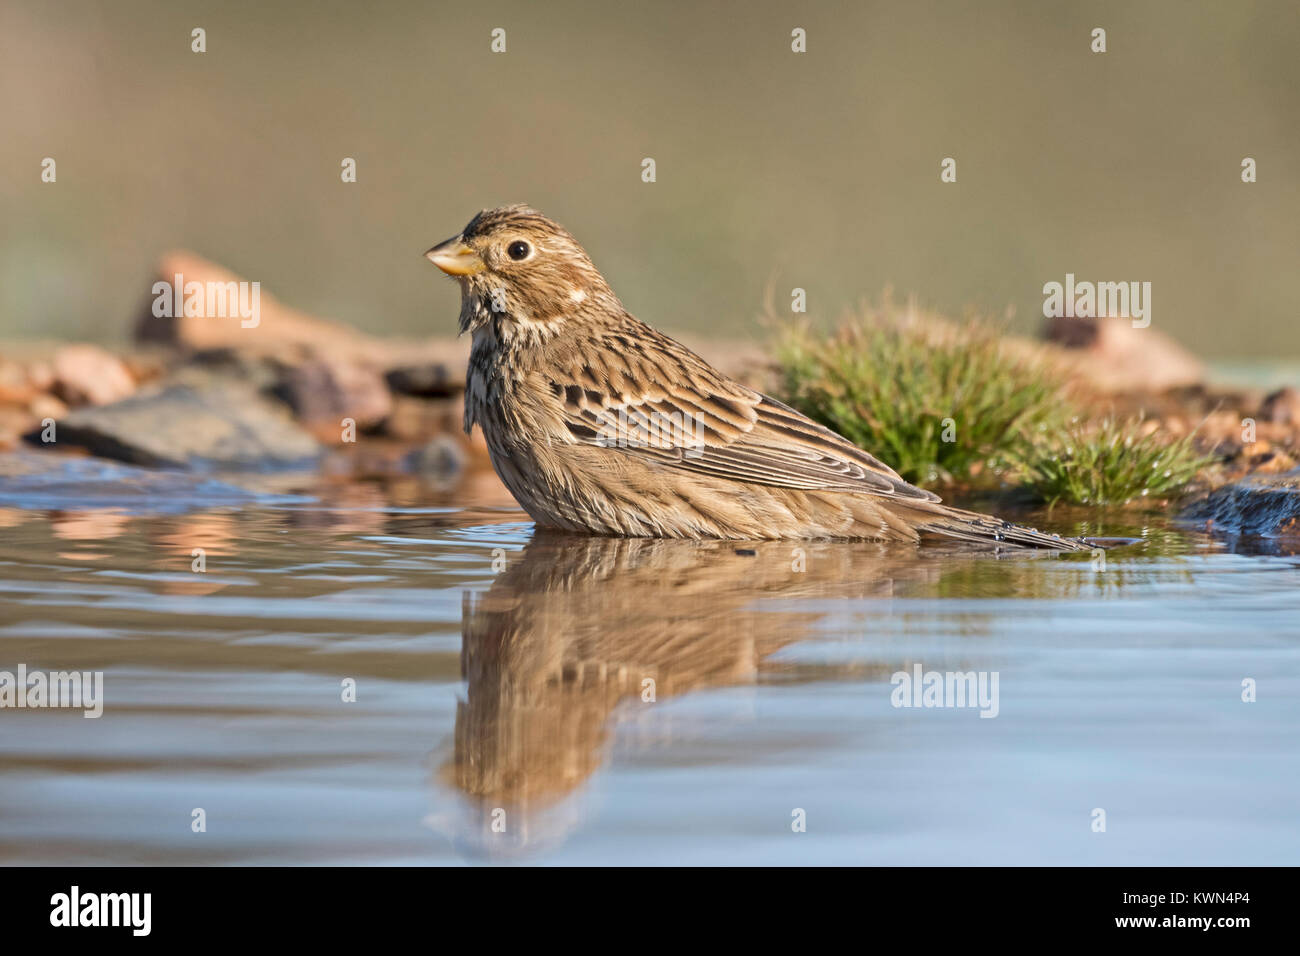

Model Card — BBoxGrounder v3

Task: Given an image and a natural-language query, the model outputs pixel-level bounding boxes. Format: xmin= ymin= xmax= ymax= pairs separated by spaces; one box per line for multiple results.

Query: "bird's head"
xmin=425 ymin=204 xmax=615 ymax=339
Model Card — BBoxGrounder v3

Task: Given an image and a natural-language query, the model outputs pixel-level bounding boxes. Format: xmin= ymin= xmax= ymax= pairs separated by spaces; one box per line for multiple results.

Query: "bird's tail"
xmin=888 ymin=500 xmax=1090 ymax=551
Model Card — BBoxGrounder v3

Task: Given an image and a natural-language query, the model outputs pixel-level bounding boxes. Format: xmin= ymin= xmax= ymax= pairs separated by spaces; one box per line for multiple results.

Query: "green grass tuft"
xmin=1015 ymin=417 xmax=1214 ymax=507
xmin=775 ymin=312 xmax=1066 ymax=486
xmin=772 ymin=308 xmax=1215 ymax=506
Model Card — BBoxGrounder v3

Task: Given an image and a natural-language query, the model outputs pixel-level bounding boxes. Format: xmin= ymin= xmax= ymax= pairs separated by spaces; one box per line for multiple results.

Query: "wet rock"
xmin=407 ymin=435 xmax=468 ymax=481
xmin=51 ymin=344 xmax=136 ymax=406
xmin=28 ymin=382 xmax=320 ymax=469
xmin=1043 ymin=316 xmax=1205 ymax=392
xmin=383 ymin=394 xmax=464 ymax=442
xmin=1182 ymin=470 xmax=1300 ymax=539
xmin=385 ymin=362 xmax=460 ymax=398
xmin=272 ymin=358 xmax=392 ymax=435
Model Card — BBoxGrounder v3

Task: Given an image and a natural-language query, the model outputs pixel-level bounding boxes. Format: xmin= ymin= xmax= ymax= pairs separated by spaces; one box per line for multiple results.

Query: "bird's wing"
xmin=544 ymin=326 xmax=939 ymax=502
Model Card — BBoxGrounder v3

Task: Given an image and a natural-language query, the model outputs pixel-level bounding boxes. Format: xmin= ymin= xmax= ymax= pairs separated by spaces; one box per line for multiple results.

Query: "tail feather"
xmin=889 ymin=501 xmax=1090 ymax=552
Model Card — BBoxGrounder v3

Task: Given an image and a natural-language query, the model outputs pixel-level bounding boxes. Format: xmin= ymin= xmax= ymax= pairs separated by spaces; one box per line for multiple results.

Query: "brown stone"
xmin=29 ymin=393 xmax=68 ymax=421
xmin=385 ymin=362 xmax=462 ymax=398
xmin=25 ymin=360 xmax=55 ymax=393
xmin=0 ymin=358 xmax=35 ymax=404
xmin=1043 ymin=316 xmax=1205 ymax=392
xmin=137 ymin=251 xmax=356 ymax=356
xmin=0 ymin=406 xmax=31 ymax=450
xmin=1249 ymin=449 xmax=1297 ymax=475
xmin=382 ymin=395 xmax=462 ymax=442
xmin=273 ymin=358 xmax=392 ymax=436
xmin=136 ymin=250 xmax=468 ymax=386
xmin=51 ymin=344 xmax=136 ymax=406
xmin=1260 ymin=386 xmax=1300 ymax=426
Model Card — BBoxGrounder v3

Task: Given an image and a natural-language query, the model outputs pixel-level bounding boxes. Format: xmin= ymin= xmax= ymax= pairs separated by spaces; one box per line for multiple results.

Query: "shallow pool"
xmin=0 ymin=454 xmax=1296 ymax=864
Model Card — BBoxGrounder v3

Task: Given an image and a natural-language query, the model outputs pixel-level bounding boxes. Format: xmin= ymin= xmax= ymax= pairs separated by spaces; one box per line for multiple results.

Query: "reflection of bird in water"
xmin=429 ymin=532 xmax=1000 ymax=858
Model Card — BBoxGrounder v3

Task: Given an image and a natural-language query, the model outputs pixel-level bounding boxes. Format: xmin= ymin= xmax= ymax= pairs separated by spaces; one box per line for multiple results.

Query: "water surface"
xmin=1 ymin=455 xmax=1297 ymax=865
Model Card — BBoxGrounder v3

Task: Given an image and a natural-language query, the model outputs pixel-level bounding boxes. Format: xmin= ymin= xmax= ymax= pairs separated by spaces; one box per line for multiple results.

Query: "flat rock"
xmin=1182 ymin=469 xmax=1300 ymax=539
xmin=28 ymin=382 xmax=321 ymax=469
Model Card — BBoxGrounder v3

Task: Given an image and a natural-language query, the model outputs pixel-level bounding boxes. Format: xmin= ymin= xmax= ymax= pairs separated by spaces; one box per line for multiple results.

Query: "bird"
xmin=425 ymin=204 xmax=1086 ymax=550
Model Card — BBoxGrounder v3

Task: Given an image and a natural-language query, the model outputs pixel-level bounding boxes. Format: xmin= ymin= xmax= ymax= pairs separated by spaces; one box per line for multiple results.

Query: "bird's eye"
xmin=507 ymin=240 xmax=531 ymax=261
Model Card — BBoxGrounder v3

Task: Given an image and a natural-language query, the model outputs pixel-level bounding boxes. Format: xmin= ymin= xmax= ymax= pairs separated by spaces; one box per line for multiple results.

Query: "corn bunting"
xmin=427 ymin=204 xmax=1084 ymax=549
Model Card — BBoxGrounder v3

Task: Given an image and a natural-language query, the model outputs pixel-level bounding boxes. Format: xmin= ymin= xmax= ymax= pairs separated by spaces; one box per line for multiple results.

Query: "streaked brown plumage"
xmin=426 ymin=204 xmax=1085 ymax=550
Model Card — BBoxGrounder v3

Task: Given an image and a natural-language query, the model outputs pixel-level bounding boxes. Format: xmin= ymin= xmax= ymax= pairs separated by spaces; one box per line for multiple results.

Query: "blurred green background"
xmin=2 ymin=0 xmax=1297 ymax=356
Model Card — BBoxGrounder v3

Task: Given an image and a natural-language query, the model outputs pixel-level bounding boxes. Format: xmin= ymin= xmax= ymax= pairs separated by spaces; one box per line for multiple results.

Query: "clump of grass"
xmin=775 ymin=311 xmax=1067 ymax=486
xmin=772 ymin=308 xmax=1215 ymax=506
xmin=1015 ymin=417 xmax=1214 ymax=507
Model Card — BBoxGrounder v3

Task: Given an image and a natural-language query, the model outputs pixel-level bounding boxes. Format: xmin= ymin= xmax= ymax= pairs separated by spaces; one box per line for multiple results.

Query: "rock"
xmin=272 ymin=358 xmax=392 ymax=435
xmin=0 ymin=358 xmax=35 ymax=404
xmin=382 ymin=395 xmax=464 ymax=442
xmin=1043 ymin=316 xmax=1206 ymax=392
xmin=25 ymin=360 xmax=55 ymax=393
xmin=385 ymin=362 xmax=461 ymax=398
xmin=136 ymin=250 xmax=468 ymax=385
xmin=170 ymin=349 xmax=288 ymax=393
xmin=1201 ymin=409 xmax=1248 ymax=446
xmin=1182 ymin=470 xmax=1300 ymax=539
xmin=136 ymin=251 xmax=359 ymax=356
xmin=0 ymin=406 xmax=32 ymax=450
xmin=1259 ymin=386 xmax=1300 ymax=426
xmin=51 ymin=344 xmax=136 ymax=406
xmin=119 ymin=351 xmax=169 ymax=388
xmin=406 ymin=435 xmax=468 ymax=483
xmin=28 ymin=382 xmax=320 ymax=469
xmin=384 ymin=394 xmax=489 ymax=455
xmin=28 ymin=393 xmax=68 ymax=421
xmin=1251 ymin=449 xmax=1297 ymax=475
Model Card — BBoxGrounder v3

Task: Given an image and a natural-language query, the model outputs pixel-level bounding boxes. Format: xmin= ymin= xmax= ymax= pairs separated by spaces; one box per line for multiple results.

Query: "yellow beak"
xmin=425 ymin=237 xmax=486 ymax=276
